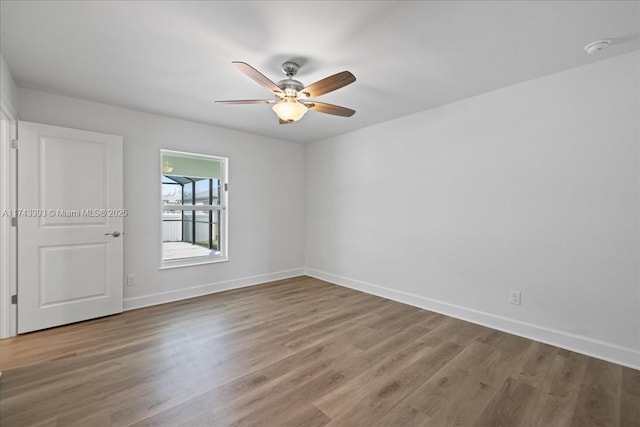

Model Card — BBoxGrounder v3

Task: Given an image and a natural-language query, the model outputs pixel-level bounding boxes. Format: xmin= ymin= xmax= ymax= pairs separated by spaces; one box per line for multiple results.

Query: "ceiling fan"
xmin=215 ymin=61 xmax=356 ymax=124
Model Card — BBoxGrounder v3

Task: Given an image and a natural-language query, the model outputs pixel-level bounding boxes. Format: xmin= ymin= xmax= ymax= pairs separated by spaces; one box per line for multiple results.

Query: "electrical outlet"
xmin=127 ymin=274 xmax=135 ymax=287
xmin=509 ymin=290 xmax=521 ymax=305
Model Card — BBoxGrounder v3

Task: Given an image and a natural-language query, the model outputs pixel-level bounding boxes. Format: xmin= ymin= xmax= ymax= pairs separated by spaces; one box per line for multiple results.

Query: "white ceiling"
xmin=1 ymin=1 xmax=638 ymax=143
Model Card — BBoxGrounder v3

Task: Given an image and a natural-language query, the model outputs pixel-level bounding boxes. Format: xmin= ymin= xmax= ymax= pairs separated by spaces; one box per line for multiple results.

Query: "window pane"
xmin=161 ymin=150 xmax=226 ymax=264
xmin=211 ymin=210 xmax=221 ymax=251
xmin=182 ymin=211 xmax=194 ymax=243
xmin=194 ymin=210 xmax=212 ymax=249
xmin=183 ymin=182 xmax=193 ymax=204
xmin=194 ymin=179 xmax=210 ymax=205
xmin=161 ymin=182 xmax=182 ymax=205
xmin=162 ymin=153 xmax=222 ymax=180
xmin=212 ymin=179 xmax=221 ymax=206
xmin=162 ymin=209 xmax=221 ymax=260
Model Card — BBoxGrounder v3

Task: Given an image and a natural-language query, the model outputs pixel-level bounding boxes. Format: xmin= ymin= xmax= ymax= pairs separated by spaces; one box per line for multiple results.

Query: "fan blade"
xmin=301 ymin=71 xmax=356 ymax=98
xmin=214 ymin=99 xmax=272 ymax=104
xmin=305 ymin=102 xmax=355 ymax=117
xmin=279 ymin=118 xmax=293 ymax=125
xmin=232 ymin=61 xmax=283 ymax=94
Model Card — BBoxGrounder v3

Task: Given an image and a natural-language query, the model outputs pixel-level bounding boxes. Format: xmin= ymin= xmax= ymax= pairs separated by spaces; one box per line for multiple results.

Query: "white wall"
xmin=305 ymin=52 xmax=640 ymax=368
xmin=0 ymin=53 xmax=18 ymax=117
xmin=18 ymin=88 xmax=306 ymax=308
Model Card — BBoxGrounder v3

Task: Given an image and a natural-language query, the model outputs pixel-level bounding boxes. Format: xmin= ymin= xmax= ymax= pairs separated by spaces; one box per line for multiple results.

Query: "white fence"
xmin=163 ymin=213 xmax=182 ymax=241
xmin=162 ymin=212 xmax=216 ymax=243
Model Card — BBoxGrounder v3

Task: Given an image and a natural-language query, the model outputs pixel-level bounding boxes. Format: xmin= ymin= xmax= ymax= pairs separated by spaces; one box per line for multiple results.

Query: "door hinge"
xmin=10 ymin=139 xmax=18 ymax=150
xmin=11 ymin=217 xmax=17 ymax=227
xmin=224 ymin=183 xmax=228 ymax=191
xmin=11 ymin=295 xmax=17 ymax=305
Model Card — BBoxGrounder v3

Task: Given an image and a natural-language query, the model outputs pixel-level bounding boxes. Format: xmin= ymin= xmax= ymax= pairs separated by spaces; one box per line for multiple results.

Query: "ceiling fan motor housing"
xmin=277 ymin=78 xmax=304 ymax=95
xmin=277 ymin=62 xmax=305 ymax=96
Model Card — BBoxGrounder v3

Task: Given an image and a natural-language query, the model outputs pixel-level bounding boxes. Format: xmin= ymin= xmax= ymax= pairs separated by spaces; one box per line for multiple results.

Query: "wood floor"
xmin=1 ymin=276 xmax=638 ymax=426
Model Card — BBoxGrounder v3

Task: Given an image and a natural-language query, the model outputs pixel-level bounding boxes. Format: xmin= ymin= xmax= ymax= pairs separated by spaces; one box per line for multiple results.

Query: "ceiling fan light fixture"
xmin=272 ymin=98 xmax=308 ymax=122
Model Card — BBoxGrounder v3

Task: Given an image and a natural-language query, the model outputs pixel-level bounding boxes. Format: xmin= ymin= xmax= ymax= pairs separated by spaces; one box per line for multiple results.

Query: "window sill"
xmin=159 ymin=256 xmax=228 ymax=270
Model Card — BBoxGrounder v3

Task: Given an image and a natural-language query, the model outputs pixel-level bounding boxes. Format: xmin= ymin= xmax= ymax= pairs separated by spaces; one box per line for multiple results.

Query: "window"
xmin=160 ymin=150 xmax=227 ymax=267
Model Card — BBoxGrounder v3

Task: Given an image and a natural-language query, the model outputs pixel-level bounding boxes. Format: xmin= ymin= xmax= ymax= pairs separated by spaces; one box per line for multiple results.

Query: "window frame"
xmin=159 ymin=149 xmax=228 ymax=269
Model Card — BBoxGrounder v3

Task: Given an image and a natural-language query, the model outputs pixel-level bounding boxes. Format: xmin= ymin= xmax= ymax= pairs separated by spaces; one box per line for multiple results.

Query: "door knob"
xmin=105 ymin=231 xmax=121 ymax=237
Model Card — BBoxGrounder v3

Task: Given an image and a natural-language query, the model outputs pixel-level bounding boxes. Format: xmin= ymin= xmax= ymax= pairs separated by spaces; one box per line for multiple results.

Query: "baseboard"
xmin=304 ymin=268 xmax=640 ymax=370
xmin=124 ymin=268 xmax=305 ymax=311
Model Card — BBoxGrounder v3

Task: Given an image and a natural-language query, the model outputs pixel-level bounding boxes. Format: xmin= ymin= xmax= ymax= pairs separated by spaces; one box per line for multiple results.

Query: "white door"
xmin=17 ymin=122 xmax=123 ymax=333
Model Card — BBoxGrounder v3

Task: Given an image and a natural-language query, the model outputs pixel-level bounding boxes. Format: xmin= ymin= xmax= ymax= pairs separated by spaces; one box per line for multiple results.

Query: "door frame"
xmin=0 ymin=105 xmax=18 ymax=338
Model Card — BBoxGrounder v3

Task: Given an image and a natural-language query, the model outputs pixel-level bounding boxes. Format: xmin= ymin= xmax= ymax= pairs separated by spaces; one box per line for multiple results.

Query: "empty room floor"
xmin=0 ymin=276 xmax=638 ymax=426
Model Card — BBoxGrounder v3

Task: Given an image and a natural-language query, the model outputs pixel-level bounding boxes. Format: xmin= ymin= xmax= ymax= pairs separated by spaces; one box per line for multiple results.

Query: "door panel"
xmin=39 ymin=136 xmax=108 ymax=226
xmin=39 ymin=243 xmax=108 ymax=305
xmin=18 ymin=122 xmax=123 ymax=333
